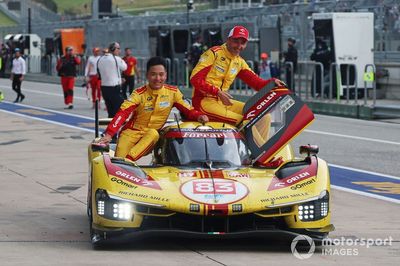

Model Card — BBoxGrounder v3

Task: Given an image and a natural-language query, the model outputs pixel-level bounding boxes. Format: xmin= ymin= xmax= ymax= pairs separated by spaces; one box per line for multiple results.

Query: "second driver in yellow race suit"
xmin=98 ymin=56 xmax=208 ymax=161
xmin=190 ymin=25 xmax=286 ymax=126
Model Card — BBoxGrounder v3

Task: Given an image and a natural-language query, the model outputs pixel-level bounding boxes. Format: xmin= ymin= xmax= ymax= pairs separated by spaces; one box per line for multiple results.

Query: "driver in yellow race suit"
xmin=190 ymin=25 xmax=286 ymax=126
xmin=98 ymin=56 xmax=208 ymax=161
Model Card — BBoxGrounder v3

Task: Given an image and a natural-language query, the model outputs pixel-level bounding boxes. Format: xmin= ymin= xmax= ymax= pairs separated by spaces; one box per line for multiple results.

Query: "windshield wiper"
xmin=181 ymin=160 xmax=233 ymax=168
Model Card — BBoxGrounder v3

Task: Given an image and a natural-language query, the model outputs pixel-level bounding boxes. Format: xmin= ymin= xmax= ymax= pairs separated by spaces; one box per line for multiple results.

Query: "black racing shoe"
xmin=19 ymin=94 xmax=25 ymax=102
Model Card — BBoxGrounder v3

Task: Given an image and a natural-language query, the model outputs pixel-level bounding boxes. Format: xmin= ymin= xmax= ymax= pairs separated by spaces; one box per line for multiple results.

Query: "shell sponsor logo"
xmin=228 ymin=171 xmax=250 ymax=178
xmin=178 ymin=171 xmax=197 ymax=178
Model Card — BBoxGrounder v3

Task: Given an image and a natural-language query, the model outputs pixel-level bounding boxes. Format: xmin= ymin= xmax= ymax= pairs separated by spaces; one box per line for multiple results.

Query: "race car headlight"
xmin=297 ymin=191 xmax=329 ymax=222
xmin=112 ymin=203 xmax=132 ymax=220
xmin=95 ymin=189 xmax=133 ymax=221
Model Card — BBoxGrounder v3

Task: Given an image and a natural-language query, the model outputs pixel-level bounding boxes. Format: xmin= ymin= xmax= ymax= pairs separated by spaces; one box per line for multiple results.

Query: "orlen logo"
xmin=268 ymin=171 xmax=312 ymax=191
xmin=113 ymin=170 xmax=161 ymax=190
xmin=115 ymin=170 xmax=143 ymax=183
xmin=286 ymin=172 xmax=311 ymax=184
xmin=246 ymin=91 xmax=277 ymax=119
xmin=112 ymin=116 xmax=122 ymax=128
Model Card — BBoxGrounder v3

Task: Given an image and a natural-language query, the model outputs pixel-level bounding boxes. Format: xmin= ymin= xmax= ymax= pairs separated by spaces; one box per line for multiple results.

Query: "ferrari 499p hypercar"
xmin=87 ymin=85 xmax=334 ymax=246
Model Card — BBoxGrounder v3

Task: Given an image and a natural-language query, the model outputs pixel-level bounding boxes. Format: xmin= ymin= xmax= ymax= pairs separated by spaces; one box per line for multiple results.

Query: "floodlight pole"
xmin=187 ymin=0 xmax=193 ymax=24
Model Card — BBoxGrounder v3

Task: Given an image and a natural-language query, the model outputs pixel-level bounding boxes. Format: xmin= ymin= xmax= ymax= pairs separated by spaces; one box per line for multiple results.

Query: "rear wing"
xmin=241 ymin=85 xmax=314 ymax=164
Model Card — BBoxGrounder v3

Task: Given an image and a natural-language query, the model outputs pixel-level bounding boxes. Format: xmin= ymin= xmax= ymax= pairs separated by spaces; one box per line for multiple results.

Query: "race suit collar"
xmin=222 ymin=43 xmax=237 ymax=59
xmin=146 ymin=84 xmax=165 ymax=95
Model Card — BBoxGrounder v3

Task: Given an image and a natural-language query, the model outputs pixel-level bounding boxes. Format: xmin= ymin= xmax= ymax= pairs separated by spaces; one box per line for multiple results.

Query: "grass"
xmin=0 ymin=10 xmax=17 ymax=26
xmin=52 ymin=0 xmax=92 ymax=15
xmin=48 ymin=0 xmax=209 ymax=15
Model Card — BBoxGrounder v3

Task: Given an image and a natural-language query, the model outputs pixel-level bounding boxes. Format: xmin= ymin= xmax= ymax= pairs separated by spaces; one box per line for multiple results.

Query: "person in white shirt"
xmin=97 ymin=42 xmax=127 ymax=117
xmin=11 ymin=48 xmax=26 ymax=103
xmin=85 ymin=47 xmax=101 ymax=108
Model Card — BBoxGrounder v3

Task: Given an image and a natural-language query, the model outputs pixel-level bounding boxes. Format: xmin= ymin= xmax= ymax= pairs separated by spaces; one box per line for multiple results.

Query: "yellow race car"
xmin=87 ymin=85 xmax=334 ymax=246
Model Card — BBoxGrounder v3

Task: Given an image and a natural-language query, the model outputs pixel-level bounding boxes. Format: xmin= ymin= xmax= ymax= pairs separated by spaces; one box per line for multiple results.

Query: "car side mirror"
xmin=299 ymin=144 xmax=319 ymax=156
xmin=216 ymin=137 xmax=224 ymax=146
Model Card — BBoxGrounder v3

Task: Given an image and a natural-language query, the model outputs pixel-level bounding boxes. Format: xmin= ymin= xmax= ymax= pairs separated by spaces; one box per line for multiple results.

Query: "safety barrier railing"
xmin=172 ymin=58 xmax=180 ymax=85
xmin=343 ymin=63 xmax=358 ymax=104
xmin=284 ymin=61 xmax=294 ymax=93
xmin=27 ymin=54 xmax=378 ymax=109
xmin=329 ymin=62 xmax=339 ymax=101
xmin=165 ymin=57 xmax=172 ymax=83
xmin=183 ymin=58 xmax=190 ymax=89
xmin=296 ymin=61 xmax=324 ymax=100
xmin=231 ymin=60 xmax=255 ymax=95
xmin=135 ymin=57 xmax=147 ymax=86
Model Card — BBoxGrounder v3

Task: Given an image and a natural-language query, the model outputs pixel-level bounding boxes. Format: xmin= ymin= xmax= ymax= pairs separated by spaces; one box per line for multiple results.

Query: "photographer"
xmin=97 ymin=42 xmax=127 ymax=118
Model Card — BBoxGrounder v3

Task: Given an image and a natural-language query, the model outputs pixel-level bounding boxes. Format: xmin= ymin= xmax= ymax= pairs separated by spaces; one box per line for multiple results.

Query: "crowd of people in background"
xmin=0 ymin=25 xmax=303 ymax=162
xmin=1 ymin=30 xmax=300 ymax=119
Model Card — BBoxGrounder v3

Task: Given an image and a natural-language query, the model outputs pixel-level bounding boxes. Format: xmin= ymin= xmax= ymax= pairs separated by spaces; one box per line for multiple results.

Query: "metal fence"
xmin=22 ymin=54 xmax=381 ymax=107
xmin=288 ymin=61 xmax=378 ymax=106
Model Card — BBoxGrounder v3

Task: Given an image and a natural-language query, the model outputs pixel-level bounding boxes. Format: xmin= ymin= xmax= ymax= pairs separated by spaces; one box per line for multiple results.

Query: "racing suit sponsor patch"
xmin=215 ymin=65 xmax=225 ymax=73
xmin=159 ymin=101 xmax=170 ymax=108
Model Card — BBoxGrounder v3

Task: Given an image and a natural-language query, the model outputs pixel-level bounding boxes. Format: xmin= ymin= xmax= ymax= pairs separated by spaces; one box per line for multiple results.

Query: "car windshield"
xmin=163 ymin=131 xmax=251 ymax=168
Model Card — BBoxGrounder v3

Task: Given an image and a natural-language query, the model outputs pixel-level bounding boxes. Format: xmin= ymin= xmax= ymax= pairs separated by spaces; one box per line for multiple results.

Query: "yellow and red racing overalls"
xmin=190 ymin=44 xmax=276 ymax=125
xmin=105 ymin=84 xmax=203 ymax=161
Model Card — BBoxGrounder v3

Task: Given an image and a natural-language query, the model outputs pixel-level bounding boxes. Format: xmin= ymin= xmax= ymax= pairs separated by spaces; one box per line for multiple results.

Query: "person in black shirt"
xmin=310 ymin=38 xmax=333 ymax=97
xmin=283 ymin=37 xmax=298 ymax=92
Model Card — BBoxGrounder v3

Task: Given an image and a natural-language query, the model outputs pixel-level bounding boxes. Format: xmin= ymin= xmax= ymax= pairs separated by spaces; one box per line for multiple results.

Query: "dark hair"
xmin=146 ymin=56 xmax=167 ymax=73
xmin=288 ymin=37 xmax=296 ymax=44
xmin=108 ymin=42 xmax=119 ymax=52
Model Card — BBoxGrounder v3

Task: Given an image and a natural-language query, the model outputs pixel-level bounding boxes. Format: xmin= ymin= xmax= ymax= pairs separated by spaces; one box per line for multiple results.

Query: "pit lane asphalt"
xmin=0 ymin=79 xmax=399 ymax=265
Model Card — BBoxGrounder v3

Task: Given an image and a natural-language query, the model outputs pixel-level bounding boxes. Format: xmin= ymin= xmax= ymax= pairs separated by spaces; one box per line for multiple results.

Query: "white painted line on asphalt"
xmin=0 ymin=109 xmax=94 ymax=133
xmin=6 ymin=101 xmax=96 ymax=120
xmin=0 ymin=86 xmax=90 ymax=101
xmin=24 ymin=88 xmax=90 ymax=101
xmin=305 ymin=129 xmax=400 ymax=146
xmin=3 ymin=101 xmax=400 ymax=205
xmin=332 ymin=185 xmax=400 ymax=204
xmin=329 ymin=163 xmax=400 ymax=181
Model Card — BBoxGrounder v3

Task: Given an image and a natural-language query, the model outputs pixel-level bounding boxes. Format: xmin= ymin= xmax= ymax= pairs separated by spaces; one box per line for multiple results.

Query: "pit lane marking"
xmin=0 ymin=105 xmax=93 ymax=133
xmin=329 ymin=163 xmax=400 ymax=181
xmin=1 ymin=101 xmax=400 ymax=204
xmin=0 ymin=85 xmax=89 ymax=101
xmin=331 ymin=185 xmax=400 ymax=204
xmin=305 ymin=129 xmax=400 ymax=146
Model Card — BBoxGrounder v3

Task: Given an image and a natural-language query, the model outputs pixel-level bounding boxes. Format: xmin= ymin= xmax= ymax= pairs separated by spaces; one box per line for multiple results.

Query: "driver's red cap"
xmin=228 ymin=26 xmax=249 ymax=41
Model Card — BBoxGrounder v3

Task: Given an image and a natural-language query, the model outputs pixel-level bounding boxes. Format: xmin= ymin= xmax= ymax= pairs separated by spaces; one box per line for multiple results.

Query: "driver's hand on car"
xmin=274 ymin=79 xmax=287 ymax=87
xmin=197 ymin=115 xmax=209 ymax=124
xmin=217 ymin=90 xmax=233 ymax=106
xmin=97 ymin=133 xmax=112 ymax=145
